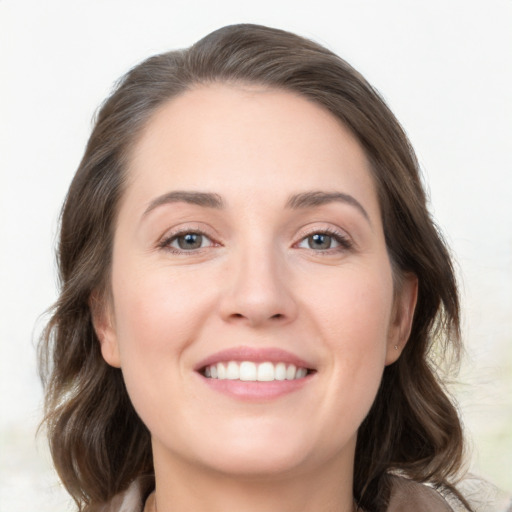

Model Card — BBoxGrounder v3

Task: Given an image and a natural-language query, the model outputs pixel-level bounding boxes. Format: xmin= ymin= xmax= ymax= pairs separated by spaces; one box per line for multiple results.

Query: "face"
xmin=95 ymin=84 xmax=417 ymax=481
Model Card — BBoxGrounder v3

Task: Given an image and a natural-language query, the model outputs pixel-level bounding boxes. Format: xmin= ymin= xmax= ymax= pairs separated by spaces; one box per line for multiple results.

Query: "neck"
xmin=151 ymin=444 xmax=355 ymax=512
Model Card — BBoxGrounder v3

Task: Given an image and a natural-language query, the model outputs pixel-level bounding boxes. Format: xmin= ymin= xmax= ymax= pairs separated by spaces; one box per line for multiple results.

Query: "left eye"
xmin=167 ymin=232 xmax=213 ymax=251
xmin=297 ymin=233 xmax=344 ymax=250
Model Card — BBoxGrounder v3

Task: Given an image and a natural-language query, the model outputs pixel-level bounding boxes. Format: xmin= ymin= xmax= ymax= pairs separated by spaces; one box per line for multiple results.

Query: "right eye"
xmin=160 ymin=231 xmax=215 ymax=253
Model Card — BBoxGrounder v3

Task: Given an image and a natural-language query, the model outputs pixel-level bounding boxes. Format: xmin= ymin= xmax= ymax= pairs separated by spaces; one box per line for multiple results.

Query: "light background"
xmin=0 ymin=1 xmax=511 ymax=510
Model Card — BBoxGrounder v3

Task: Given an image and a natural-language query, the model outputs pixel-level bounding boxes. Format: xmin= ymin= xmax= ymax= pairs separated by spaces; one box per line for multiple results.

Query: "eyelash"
xmin=158 ymin=228 xmax=218 ymax=254
xmin=295 ymin=227 xmax=353 ymax=254
xmin=158 ymin=227 xmax=353 ymax=255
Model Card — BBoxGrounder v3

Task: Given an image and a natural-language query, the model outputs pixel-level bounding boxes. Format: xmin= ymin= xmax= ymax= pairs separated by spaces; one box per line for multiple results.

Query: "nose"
xmin=218 ymin=243 xmax=298 ymax=328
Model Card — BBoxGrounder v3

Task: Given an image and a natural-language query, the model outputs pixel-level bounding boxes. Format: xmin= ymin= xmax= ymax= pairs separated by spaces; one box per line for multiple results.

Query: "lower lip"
xmin=198 ymin=374 xmax=313 ymax=401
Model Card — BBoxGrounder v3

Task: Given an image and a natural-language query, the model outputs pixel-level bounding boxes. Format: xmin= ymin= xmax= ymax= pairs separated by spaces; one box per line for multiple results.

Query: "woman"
xmin=39 ymin=24 xmax=473 ymax=511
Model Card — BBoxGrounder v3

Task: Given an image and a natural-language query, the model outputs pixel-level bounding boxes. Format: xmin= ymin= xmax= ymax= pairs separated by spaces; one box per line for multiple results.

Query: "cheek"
xmin=109 ymin=266 xmax=215 ymax=422
xmin=309 ymin=263 xmax=394 ymax=350
xmin=112 ymin=266 xmax=213 ymax=356
xmin=305 ymin=263 xmax=394 ymax=410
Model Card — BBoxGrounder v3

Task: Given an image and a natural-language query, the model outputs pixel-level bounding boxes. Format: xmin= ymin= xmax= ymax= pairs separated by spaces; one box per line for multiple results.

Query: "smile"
xmin=202 ymin=361 xmax=309 ymax=381
xmin=195 ymin=347 xmax=316 ymax=399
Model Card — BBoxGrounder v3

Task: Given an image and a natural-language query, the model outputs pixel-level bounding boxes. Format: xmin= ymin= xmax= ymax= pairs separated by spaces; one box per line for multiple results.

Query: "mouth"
xmin=200 ymin=361 xmax=314 ymax=381
xmin=194 ymin=347 xmax=316 ymax=400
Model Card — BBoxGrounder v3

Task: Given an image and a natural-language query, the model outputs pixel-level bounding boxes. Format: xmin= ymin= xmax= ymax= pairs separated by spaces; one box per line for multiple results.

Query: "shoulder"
xmin=387 ymin=476 xmax=457 ymax=512
xmin=387 ymin=474 xmax=512 ymax=512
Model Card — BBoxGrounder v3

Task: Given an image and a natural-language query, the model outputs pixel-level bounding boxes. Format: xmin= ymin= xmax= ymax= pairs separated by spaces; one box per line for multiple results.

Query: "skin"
xmin=94 ymin=84 xmax=418 ymax=512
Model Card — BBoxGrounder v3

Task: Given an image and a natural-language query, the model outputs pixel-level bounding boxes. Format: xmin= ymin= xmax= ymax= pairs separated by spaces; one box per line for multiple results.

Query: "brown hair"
xmin=39 ymin=24 xmax=470 ymax=511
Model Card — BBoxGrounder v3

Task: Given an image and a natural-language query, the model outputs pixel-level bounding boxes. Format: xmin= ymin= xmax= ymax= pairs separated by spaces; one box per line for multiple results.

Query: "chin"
xmin=204 ymin=447 xmax=310 ymax=479
xmin=191 ymin=424 xmax=318 ymax=478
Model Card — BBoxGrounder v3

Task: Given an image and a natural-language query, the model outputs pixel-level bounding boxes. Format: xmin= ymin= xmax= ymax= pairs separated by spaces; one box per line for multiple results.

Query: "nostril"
xmin=228 ymin=312 xmax=285 ymax=323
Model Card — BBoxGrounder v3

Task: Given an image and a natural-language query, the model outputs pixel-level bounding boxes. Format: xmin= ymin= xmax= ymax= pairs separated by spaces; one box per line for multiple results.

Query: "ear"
xmin=385 ymin=273 xmax=418 ymax=365
xmin=89 ymin=291 xmax=121 ymax=368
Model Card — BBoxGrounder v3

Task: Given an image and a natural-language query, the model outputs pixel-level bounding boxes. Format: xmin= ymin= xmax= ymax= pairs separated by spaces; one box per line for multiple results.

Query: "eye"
xmin=296 ymin=230 xmax=352 ymax=251
xmin=160 ymin=231 xmax=215 ymax=253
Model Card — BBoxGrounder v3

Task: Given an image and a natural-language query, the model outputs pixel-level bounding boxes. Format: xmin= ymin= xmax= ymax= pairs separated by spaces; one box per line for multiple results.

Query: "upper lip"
xmin=194 ymin=346 xmax=315 ymax=372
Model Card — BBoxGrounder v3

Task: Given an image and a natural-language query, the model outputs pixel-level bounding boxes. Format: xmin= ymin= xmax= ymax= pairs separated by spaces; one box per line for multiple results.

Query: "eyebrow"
xmin=142 ymin=189 xmax=370 ymax=225
xmin=143 ymin=191 xmax=224 ymax=217
xmin=285 ymin=191 xmax=371 ymax=224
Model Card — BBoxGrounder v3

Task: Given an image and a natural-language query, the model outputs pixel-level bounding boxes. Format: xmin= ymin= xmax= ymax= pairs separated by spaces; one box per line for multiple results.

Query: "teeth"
xmin=286 ymin=364 xmax=297 ymax=380
xmin=257 ymin=362 xmax=274 ymax=382
xmin=275 ymin=362 xmax=287 ymax=381
xmin=296 ymin=367 xmax=307 ymax=379
xmin=226 ymin=361 xmax=239 ymax=380
xmin=240 ymin=361 xmax=257 ymax=381
xmin=203 ymin=361 xmax=309 ymax=381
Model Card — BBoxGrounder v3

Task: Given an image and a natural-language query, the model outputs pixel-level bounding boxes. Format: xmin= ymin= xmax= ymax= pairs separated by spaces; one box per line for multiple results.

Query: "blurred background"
xmin=0 ymin=0 xmax=511 ymax=510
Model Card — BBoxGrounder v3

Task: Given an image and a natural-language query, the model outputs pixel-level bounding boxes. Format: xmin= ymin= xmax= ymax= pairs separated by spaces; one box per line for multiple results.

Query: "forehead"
xmin=124 ymin=84 xmax=379 ymax=218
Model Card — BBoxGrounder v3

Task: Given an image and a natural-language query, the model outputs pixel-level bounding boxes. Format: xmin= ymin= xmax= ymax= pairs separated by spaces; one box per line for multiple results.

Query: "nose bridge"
xmin=220 ymin=231 xmax=296 ymax=326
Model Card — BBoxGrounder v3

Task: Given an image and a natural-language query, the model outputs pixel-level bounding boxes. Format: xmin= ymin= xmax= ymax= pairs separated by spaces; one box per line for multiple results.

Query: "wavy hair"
xmin=39 ymin=24 xmax=470 ymax=511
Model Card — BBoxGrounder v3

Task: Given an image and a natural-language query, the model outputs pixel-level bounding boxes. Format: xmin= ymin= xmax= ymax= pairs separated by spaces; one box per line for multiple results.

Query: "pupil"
xmin=309 ymin=233 xmax=331 ymax=249
xmin=178 ymin=233 xmax=202 ymax=250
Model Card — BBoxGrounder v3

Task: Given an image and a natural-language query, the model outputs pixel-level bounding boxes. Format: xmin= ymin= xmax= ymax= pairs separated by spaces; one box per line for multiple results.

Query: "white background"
xmin=0 ymin=1 xmax=511 ymax=510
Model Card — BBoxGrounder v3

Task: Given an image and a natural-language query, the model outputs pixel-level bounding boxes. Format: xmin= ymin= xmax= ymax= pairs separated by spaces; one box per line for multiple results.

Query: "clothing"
xmin=387 ymin=476 xmax=455 ymax=511
xmin=94 ymin=475 xmax=460 ymax=512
